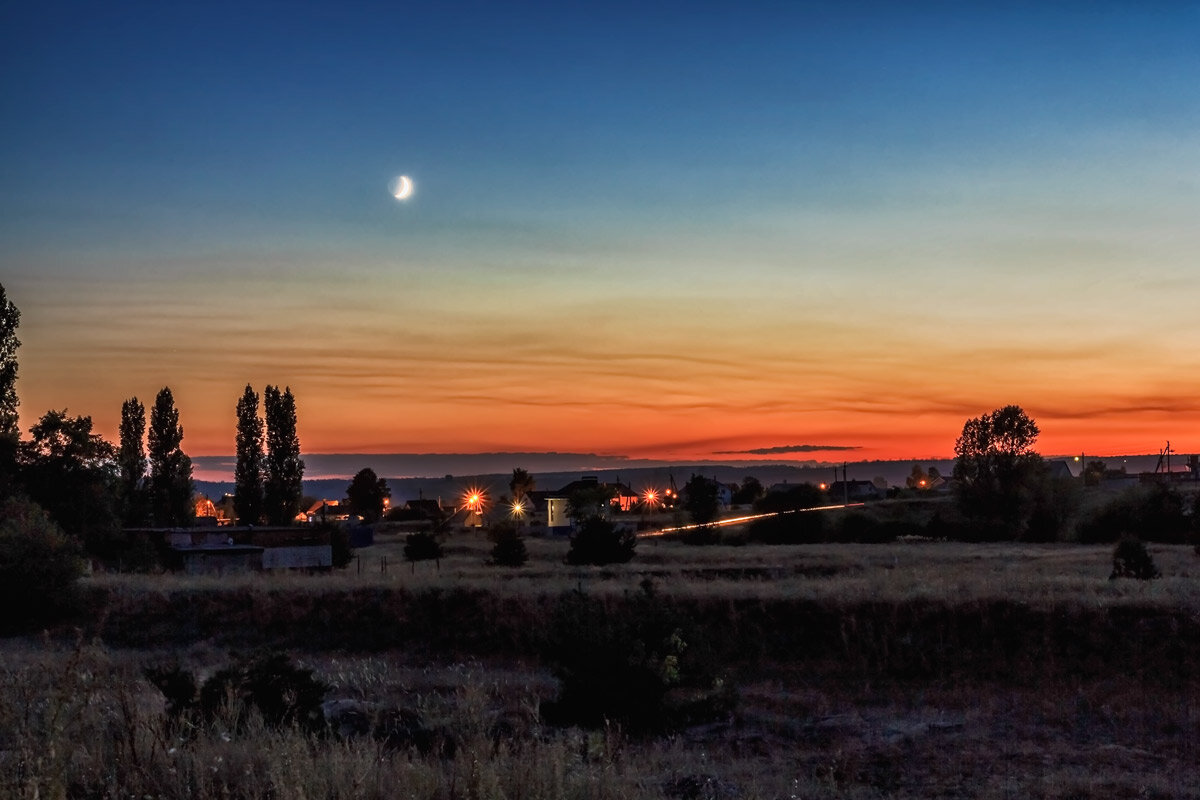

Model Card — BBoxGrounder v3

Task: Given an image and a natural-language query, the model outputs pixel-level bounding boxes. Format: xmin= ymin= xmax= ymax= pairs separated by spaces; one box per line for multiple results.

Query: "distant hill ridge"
xmin=193 ymin=453 xmax=1174 ymax=505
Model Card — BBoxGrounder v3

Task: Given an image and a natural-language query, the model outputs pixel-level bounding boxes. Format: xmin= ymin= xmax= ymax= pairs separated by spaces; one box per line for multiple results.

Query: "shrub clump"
xmin=541 ymin=581 xmax=734 ymax=734
xmin=1079 ymin=485 xmax=1189 ymax=544
xmin=146 ymin=651 xmax=328 ymax=735
xmin=404 ymin=532 xmax=443 ymax=564
xmin=488 ymin=522 xmax=528 ymax=567
xmin=1110 ymin=537 xmax=1160 ymax=580
xmin=0 ymin=496 xmax=84 ymax=633
xmin=565 ymin=516 xmax=635 ymax=565
xmin=747 ymin=510 xmax=825 ymax=544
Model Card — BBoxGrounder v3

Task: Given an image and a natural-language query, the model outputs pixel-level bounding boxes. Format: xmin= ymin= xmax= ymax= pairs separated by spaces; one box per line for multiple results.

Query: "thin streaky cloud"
xmin=715 ymin=444 xmax=862 ymax=455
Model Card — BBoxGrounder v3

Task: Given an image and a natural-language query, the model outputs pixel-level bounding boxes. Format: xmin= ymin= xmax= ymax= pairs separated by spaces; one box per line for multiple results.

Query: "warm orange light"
xmin=919 ymin=479 xmax=927 ymax=487
xmin=464 ymin=487 xmax=486 ymax=512
xmin=819 ymin=483 xmax=827 ymax=491
xmin=510 ymin=499 xmax=526 ymax=518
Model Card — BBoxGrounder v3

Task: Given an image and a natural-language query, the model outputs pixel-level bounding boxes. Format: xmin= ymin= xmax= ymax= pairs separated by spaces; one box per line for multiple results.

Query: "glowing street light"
xmin=643 ymin=489 xmax=659 ymax=510
xmin=510 ymin=499 xmax=527 ymax=519
xmin=464 ymin=488 xmax=486 ymax=513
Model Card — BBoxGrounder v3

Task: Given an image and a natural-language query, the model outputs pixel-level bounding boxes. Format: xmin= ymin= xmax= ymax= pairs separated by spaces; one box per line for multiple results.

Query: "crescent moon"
xmin=391 ymin=175 xmax=414 ymax=201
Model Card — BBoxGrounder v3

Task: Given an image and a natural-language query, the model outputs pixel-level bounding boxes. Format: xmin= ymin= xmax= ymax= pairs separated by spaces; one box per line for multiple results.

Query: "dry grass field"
xmin=4 ymin=534 xmax=1198 ymax=798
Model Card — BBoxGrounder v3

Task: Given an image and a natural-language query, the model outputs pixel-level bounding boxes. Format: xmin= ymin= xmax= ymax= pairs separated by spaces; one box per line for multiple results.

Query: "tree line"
xmin=0 ymin=283 xmax=305 ymax=571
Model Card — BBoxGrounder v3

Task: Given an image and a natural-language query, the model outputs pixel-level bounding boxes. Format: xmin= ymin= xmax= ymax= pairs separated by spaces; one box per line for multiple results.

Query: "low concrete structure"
xmin=261 ymin=545 xmax=333 ymax=570
xmin=170 ymin=544 xmax=264 ymax=576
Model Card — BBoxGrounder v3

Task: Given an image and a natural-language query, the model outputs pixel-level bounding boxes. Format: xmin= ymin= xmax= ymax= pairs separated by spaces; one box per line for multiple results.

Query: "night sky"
xmin=3 ymin=1 xmax=1198 ymax=473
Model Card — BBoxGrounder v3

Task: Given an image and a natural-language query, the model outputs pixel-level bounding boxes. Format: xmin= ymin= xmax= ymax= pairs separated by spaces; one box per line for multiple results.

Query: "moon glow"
xmin=390 ymin=175 xmax=414 ymax=201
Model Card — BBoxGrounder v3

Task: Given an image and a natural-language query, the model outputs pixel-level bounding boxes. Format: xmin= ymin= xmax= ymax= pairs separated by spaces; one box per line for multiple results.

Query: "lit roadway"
xmin=639 ymin=503 xmax=866 ymax=538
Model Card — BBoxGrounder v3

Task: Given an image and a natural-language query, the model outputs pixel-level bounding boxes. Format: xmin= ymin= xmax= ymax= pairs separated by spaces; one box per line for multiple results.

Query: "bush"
xmin=1110 ymin=537 xmax=1160 ymax=580
xmin=147 ymin=651 xmax=328 ymax=735
xmin=680 ymin=524 xmax=720 ymax=546
xmin=0 ymin=496 xmax=84 ymax=633
xmin=1079 ymin=485 xmax=1189 ymax=544
xmin=404 ymin=532 xmax=443 ymax=564
xmin=488 ymin=522 xmax=528 ymax=567
xmin=747 ymin=509 xmax=824 ymax=544
xmin=829 ymin=511 xmax=893 ymax=543
xmin=541 ymin=582 xmax=734 ymax=734
xmin=565 ymin=516 xmax=635 ymax=565
xmin=753 ymin=484 xmax=824 ymax=514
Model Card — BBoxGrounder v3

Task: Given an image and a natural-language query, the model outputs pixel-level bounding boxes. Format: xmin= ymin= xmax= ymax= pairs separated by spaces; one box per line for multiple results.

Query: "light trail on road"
xmin=639 ymin=502 xmax=866 ymax=537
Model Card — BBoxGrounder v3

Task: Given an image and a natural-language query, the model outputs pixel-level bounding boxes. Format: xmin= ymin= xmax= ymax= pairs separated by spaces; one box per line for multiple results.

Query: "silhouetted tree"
xmin=952 ymin=404 xmax=1048 ymax=539
xmin=754 ymin=483 xmax=824 ymax=513
xmin=683 ymin=474 xmax=721 ymax=528
xmin=566 ymin=516 xmax=636 ymax=565
xmin=345 ymin=467 xmax=390 ymax=523
xmin=234 ymin=384 xmax=265 ymax=525
xmin=488 ymin=520 xmax=528 ymax=567
xmin=567 ymin=484 xmax=615 ymax=523
xmin=18 ymin=409 xmax=119 ymax=548
xmin=263 ymin=385 xmax=303 ymax=526
xmin=0 ymin=284 xmax=19 ymax=441
xmin=509 ymin=467 xmax=535 ymax=503
xmin=148 ymin=387 xmax=194 ymax=527
xmin=1083 ymin=459 xmax=1108 ymax=487
xmin=731 ymin=476 xmax=764 ymax=506
xmin=906 ymin=464 xmax=930 ymax=490
xmin=117 ymin=397 xmax=148 ymax=526
xmin=0 ymin=284 xmax=20 ymax=495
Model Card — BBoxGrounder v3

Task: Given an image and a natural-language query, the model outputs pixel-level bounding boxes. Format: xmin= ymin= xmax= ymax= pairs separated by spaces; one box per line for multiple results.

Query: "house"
xmin=550 ymin=476 xmax=641 ymax=513
xmin=193 ymin=494 xmax=221 ymax=527
xmin=303 ymin=499 xmax=346 ymax=523
xmin=214 ymin=493 xmax=237 ymax=524
xmin=826 ymin=480 xmax=883 ymax=502
xmin=522 ymin=476 xmax=642 ymax=535
xmin=404 ymin=498 xmax=444 ymax=518
xmin=1047 ymin=460 xmax=1075 ymax=480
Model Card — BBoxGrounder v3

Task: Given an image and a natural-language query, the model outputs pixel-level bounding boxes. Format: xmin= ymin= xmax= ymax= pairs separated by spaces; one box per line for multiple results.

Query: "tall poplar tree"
xmin=234 ymin=384 xmax=265 ymax=525
xmin=148 ymin=387 xmax=194 ymax=527
xmin=0 ymin=283 xmax=19 ymax=440
xmin=117 ymin=397 xmax=148 ymax=525
xmin=263 ymin=385 xmax=303 ymax=526
xmin=0 ymin=283 xmax=20 ymax=494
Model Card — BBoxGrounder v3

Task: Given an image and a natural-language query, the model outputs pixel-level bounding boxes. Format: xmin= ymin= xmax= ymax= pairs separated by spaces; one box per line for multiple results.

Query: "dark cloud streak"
xmin=715 ymin=444 xmax=861 ymax=455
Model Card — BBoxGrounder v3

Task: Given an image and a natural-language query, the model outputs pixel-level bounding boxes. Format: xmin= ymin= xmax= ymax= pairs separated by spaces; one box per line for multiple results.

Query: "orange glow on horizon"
xmin=15 ymin=281 xmax=1200 ymax=465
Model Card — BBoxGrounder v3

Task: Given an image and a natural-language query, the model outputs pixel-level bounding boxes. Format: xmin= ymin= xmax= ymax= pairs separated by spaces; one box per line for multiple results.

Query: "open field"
xmin=5 ymin=537 xmax=1199 ymax=798
xmin=89 ymin=532 xmax=1200 ymax=608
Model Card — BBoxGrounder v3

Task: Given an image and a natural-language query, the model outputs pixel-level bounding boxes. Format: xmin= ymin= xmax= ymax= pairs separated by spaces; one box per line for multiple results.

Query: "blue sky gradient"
xmin=3 ymin=1 xmax=1198 ymax=466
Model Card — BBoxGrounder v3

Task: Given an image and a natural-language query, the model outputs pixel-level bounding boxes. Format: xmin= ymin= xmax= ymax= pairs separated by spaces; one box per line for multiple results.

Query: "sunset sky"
xmin=3 ymin=2 xmax=1199 ymax=477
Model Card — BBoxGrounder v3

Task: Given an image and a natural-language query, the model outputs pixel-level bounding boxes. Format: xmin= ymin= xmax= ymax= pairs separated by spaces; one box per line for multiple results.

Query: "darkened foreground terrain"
xmin=4 ymin=537 xmax=1198 ymax=799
